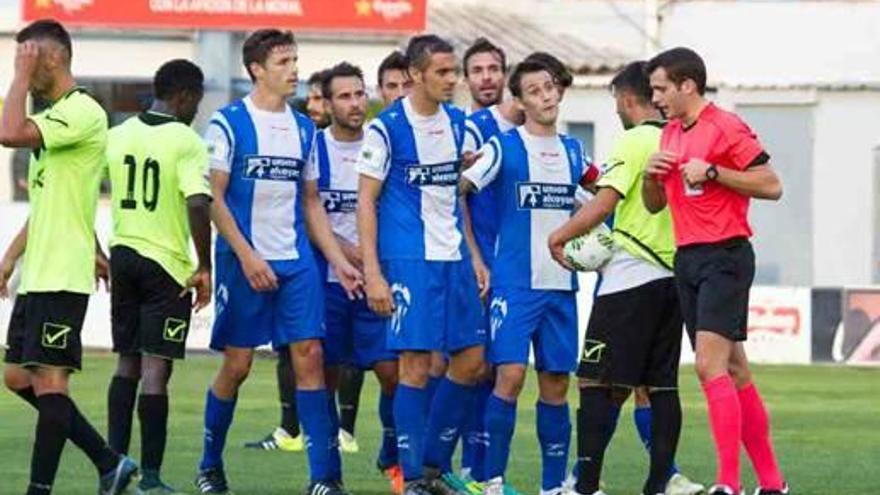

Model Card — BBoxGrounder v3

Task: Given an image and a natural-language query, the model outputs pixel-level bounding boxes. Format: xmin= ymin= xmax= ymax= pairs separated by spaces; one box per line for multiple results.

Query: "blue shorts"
xmin=210 ymin=253 xmax=324 ymax=351
xmin=323 ymin=282 xmax=397 ymax=369
xmin=382 ymin=259 xmax=484 ymax=353
xmin=488 ymin=288 xmax=578 ymax=373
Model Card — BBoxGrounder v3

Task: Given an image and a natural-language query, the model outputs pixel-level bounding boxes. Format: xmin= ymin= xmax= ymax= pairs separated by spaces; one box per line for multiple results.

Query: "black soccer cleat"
xmin=304 ymin=480 xmax=349 ymax=495
xmin=753 ymin=483 xmax=790 ymax=495
xmin=195 ymin=467 xmax=230 ymax=494
xmin=403 ymin=479 xmax=438 ymax=495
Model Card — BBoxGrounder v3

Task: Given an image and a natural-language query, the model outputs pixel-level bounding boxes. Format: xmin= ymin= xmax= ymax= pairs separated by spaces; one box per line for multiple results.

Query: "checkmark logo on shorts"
xmin=581 ymin=339 xmax=606 ymax=363
xmin=42 ymin=323 xmax=71 ymax=349
xmin=163 ymin=318 xmax=188 ymax=343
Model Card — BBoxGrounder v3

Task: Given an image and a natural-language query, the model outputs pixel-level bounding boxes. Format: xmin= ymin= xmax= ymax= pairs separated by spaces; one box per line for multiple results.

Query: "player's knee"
xmin=31 ymin=368 xmax=70 ymax=395
xmin=494 ymin=365 xmax=526 ymax=400
xmin=3 ymin=365 xmax=30 ymax=391
xmin=728 ymin=362 xmax=752 ymax=388
xmin=633 ymin=386 xmax=650 ymax=406
xmin=398 ymin=352 xmax=431 ymax=387
xmin=537 ymin=372 xmax=569 ymax=404
xmin=448 ymin=347 xmax=485 ymax=385
xmin=222 ymin=356 xmax=253 ymax=385
xmin=429 ymin=352 xmax=447 ymax=376
xmin=114 ymin=355 xmax=142 ymax=381
xmin=694 ymin=353 xmax=726 ymax=383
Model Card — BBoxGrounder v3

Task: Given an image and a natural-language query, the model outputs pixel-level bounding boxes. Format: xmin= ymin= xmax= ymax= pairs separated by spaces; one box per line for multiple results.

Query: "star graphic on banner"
xmin=354 ymin=0 xmax=372 ymax=16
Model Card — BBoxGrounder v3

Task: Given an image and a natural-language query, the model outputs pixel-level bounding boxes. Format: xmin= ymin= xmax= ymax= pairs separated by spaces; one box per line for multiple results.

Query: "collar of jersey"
xmin=139 ymin=111 xmax=178 ymax=126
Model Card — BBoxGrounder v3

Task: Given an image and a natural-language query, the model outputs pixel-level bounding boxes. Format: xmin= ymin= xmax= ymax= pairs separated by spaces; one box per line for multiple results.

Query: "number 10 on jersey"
xmin=121 ymin=154 xmax=161 ymax=211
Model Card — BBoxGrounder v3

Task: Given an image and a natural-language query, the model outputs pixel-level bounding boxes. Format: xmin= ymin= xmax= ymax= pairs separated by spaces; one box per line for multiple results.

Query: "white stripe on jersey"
xmin=402 ymin=98 xmax=463 ymax=261
xmin=322 ymin=131 xmax=363 ymax=283
xmin=520 ymin=128 xmax=576 ymax=290
xmin=245 ymin=97 xmax=317 ymax=260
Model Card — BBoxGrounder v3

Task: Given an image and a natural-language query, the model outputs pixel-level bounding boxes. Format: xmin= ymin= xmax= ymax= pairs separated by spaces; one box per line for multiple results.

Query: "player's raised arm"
xmin=303 ymin=179 xmax=363 ymax=299
xmin=0 ymin=41 xmax=43 ymax=149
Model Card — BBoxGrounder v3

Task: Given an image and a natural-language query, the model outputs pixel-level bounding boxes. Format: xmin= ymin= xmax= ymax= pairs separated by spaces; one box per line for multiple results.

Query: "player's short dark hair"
xmin=16 ymin=19 xmax=72 ymax=60
xmin=508 ymin=60 xmax=554 ymax=98
xmin=405 ymin=34 xmax=455 ymax=71
xmin=523 ymin=52 xmax=572 ymax=89
xmin=646 ymin=47 xmax=707 ymax=95
xmin=321 ymin=62 xmax=364 ymax=99
xmin=610 ymin=61 xmax=652 ymax=104
xmin=242 ymin=29 xmax=296 ymax=82
xmin=377 ymin=50 xmax=409 ymax=86
xmin=463 ymin=37 xmax=506 ymax=76
xmin=154 ymin=59 xmax=204 ymax=101
xmin=308 ymin=69 xmax=329 ymax=88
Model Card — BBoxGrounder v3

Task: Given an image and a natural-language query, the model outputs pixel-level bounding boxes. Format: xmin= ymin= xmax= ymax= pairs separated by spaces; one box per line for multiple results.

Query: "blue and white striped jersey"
xmin=314 ymin=128 xmax=362 ymax=282
xmin=356 ymin=96 xmax=477 ymax=262
xmin=463 ymin=127 xmax=589 ymax=291
xmin=205 ymin=96 xmax=318 ymax=262
xmin=464 ymin=105 xmax=518 ymax=267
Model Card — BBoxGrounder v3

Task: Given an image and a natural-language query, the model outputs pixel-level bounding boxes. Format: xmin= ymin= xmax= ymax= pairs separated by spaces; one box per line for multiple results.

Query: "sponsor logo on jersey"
xmin=516 ymin=182 xmax=577 ymax=210
xmin=320 ymin=189 xmax=358 ymax=213
xmin=406 ymin=160 xmax=460 ymax=187
xmin=243 ymin=155 xmax=305 ymax=181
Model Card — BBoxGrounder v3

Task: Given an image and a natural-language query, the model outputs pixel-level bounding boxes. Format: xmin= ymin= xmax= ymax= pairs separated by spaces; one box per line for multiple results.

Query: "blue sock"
xmin=634 ymin=406 xmax=679 ymax=477
xmin=484 ymin=393 xmax=516 ymax=481
xmin=326 ymin=394 xmax=342 ymax=481
xmin=425 ymin=375 xmax=442 ymax=415
xmin=199 ymin=389 xmax=236 ymax=471
xmin=395 ymin=384 xmax=428 ymax=481
xmin=425 ymin=377 xmax=476 ymax=473
xmin=378 ymin=392 xmax=398 ymax=468
xmin=462 ymin=381 xmax=492 ymax=481
xmin=537 ymin=401 xmax=571 ymax=491
xmin=298 ymin=389 xmax=336 ymax=482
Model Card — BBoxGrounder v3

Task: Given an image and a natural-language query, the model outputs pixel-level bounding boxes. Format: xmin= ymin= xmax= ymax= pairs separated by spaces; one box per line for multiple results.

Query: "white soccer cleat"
xmin=483 ymin=477 xmax=504 ymax=495
xmin=666 ymin=473 xmax=706 ymax=495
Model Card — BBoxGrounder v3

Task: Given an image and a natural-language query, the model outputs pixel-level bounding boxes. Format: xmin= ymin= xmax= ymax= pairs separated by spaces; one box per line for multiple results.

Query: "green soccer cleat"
xmin=338 ymin=429 xmax=360 ymax=454
xmin=243 ymin=427 xmax=304 ymax=452
xmin=98 ymin=456 xmax=139 ymax=495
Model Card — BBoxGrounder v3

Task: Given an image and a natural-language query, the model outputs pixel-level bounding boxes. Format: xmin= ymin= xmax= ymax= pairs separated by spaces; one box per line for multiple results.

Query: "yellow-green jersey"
xmin=21 ymin=88 xmax=107 ymax=295
xmin=106 ymin=112 xmax=211 ymax=287
xmin=596 ymin=121 xmax=676 ymax=286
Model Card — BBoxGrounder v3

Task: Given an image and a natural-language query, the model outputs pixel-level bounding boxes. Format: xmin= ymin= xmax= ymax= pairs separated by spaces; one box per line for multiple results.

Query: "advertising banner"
xmin=23 ymin=0 xmax=427 ymax=33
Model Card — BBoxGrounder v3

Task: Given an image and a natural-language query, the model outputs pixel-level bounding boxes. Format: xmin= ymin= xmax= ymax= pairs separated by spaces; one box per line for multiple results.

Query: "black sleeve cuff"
xmin=746 ymin=151 xmax=770 ymax=169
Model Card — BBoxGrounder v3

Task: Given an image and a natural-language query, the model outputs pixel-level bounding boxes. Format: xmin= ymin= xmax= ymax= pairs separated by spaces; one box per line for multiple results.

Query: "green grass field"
xmin=1 ymin=353 xmax=877 ymax=494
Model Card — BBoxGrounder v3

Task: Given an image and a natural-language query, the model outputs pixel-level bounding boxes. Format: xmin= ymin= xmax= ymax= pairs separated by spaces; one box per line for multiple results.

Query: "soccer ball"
xmin=563 ymin=223 xmax=615 ymax=271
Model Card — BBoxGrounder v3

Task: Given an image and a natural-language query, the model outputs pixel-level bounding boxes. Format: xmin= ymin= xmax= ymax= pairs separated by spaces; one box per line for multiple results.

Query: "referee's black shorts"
xmin=674 ymin=237 xmax=755 ymax=344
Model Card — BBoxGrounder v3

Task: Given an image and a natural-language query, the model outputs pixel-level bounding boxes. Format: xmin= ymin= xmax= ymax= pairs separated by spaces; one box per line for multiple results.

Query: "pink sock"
xmin=739 ymin=382 xmax=784 ymax=490
xmin=702 ymin=375 xmax=742 ymax=491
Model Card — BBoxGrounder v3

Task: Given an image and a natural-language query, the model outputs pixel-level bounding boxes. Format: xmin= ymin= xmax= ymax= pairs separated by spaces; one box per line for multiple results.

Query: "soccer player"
xmin=643 ymin=47 xmax=787 ymax=495
xmin=315 ymin=61 xmax=405 ymax=494
xmin=457 ymin=37 xmax=525 ymax=488
xmin=356 ymin=34 xmax=488 ymax=494
xmin=377 ymin=50 xmax=413 ymax=107
xmin=307 ymin=69 xmax=331 ymax=128
xmin=103 ymin=59 xmax=212 ymax=494
xmin=0 ymin=19 xmax=138 ymax=495
xmin=195 ymin=29 xmax=362 ymax=495
xmin=547 ymin=61 xmax=702 ymax=495
xmin=460 ymin=59 xmax=596 ymax=495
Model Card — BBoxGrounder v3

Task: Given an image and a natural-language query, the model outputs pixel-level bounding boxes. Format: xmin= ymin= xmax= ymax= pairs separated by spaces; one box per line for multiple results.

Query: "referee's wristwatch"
xmin=705 ymin=164 xmax=719 ymax=181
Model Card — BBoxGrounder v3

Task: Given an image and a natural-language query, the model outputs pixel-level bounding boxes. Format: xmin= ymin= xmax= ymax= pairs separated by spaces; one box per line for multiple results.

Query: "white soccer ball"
xmin=563 ymin=223 xmax=615 ymax=272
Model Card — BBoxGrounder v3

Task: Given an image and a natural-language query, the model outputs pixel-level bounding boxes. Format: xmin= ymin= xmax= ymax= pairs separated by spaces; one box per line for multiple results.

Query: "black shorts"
xmin=111 ymin=246 xmax=192 ymax=360
xmin=577 ymin=277 xmax=683 ymax=388
xmin=674 ymin=238 xmax=755 ymax=344
xmin=4 ymin=292 xmax=89 ymax=371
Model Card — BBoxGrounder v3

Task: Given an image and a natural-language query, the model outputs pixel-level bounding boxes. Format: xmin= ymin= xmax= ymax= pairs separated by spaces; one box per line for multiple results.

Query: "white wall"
xmin=661 ymin=2 xmax=880 ymax=86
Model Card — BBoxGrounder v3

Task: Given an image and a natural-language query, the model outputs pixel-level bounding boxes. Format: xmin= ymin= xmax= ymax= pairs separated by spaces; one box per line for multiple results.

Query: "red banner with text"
xmin=23 ymin=0 xmax=426 ymax=32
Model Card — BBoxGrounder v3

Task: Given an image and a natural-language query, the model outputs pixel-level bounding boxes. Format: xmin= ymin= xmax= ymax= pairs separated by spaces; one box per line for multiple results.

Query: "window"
xmin=566 ymin=121 xmax=595 ymax=160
